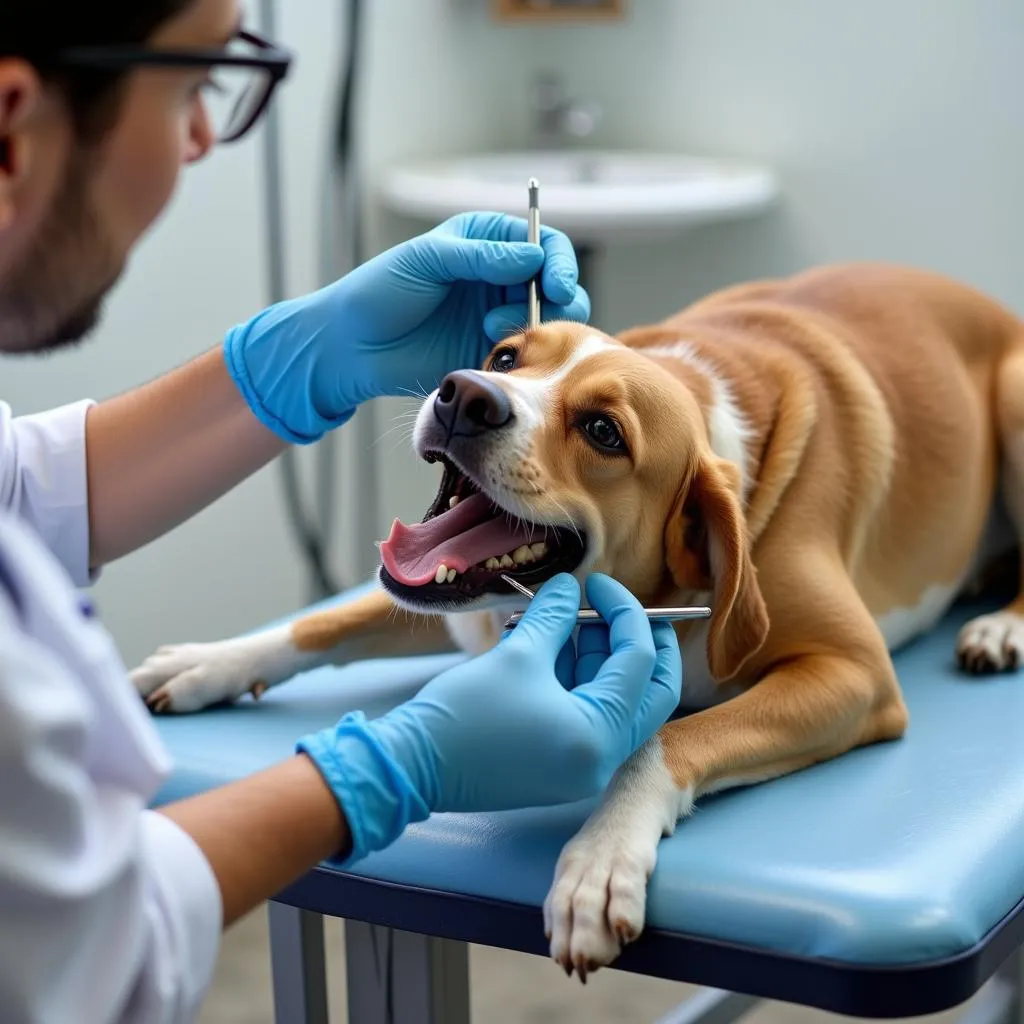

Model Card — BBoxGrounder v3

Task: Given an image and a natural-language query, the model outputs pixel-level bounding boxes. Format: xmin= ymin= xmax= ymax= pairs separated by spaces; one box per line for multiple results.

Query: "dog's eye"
xmin=489 ymin=348 xmax=517 ymax=373
xmin=580 ymin=414 xmax=627 ymax=453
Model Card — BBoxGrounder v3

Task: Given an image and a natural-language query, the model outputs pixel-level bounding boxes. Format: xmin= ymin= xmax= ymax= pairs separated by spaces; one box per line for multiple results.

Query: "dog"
xmin=131 ymin=261 xmax=1024 ymax=979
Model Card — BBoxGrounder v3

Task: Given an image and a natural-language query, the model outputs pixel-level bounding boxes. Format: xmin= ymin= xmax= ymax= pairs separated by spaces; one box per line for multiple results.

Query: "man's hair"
xmin=3 ymin=2 xmax=196 ymax=139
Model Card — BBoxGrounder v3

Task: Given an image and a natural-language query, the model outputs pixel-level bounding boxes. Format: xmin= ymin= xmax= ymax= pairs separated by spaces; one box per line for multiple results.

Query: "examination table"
xmin=151 ymin=583 xmax=1024 ymax=1024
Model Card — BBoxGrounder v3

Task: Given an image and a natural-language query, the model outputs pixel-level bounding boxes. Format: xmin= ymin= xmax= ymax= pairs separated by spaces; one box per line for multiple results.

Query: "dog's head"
xmin=378 ymin=321 xmax=768 ymax=681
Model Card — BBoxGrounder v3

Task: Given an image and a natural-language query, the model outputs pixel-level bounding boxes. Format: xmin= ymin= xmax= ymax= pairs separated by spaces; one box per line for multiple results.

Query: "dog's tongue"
xmin=379 ymin=493 xmax=538 ymax=586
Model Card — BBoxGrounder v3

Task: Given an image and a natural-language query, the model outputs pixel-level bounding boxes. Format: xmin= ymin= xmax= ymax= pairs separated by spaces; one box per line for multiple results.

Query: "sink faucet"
xmin=529 ymin=73 xmax=603 ymax=147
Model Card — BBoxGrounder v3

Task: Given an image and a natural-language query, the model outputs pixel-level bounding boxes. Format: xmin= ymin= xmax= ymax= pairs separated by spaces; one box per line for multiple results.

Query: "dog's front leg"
xmin=131 ymin=587 xmax=456 ymax=713
xmin=544 ymin=651 xmax=907 ymax=980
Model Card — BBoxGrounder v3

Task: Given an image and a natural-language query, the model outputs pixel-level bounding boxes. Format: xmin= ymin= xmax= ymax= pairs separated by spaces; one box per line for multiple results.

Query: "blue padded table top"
xmin=151 ymin=588 xmax=1024 ymax=1017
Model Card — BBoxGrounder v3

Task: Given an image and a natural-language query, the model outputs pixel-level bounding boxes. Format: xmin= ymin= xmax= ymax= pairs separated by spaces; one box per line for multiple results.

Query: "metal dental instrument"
xmin=499 ymin=574 xmax=712 ymax=629
xmin=501 ymin=574 xmax=537 ymax=600
xmin=527 ymin=178 xmax=542 ymax=329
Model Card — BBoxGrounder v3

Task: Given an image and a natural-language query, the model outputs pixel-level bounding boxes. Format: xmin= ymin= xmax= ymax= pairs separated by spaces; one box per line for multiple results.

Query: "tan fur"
xmin=290 ymin=589 xmax=455 ymax=661
xmin=292 ymin=588 xmax=403 ymax=652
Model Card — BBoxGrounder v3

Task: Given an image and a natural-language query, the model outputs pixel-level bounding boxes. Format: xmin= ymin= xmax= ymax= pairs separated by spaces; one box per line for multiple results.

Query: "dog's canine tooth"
xmin=448 ymin=495 xmax=460 ymax=509
xmin=435 ymin=564 xmax=448 ymax=584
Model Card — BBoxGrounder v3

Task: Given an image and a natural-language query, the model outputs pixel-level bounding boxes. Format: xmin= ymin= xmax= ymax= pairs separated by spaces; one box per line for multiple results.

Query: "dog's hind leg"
xmin=958 ymin=344 xmax=1024 ymax=672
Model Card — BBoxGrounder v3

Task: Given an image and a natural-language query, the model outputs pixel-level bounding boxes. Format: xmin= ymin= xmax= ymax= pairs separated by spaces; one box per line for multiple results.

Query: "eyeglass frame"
xmin=50 ymin=28 xmax=293 ymax=144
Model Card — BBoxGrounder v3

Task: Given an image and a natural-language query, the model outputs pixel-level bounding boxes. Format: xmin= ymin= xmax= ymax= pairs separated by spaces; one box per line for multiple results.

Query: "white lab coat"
xmin=0 ymin=399 xmax=221 ymax=1023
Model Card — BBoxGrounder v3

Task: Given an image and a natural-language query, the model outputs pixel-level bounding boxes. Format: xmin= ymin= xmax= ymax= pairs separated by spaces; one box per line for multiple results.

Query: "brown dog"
xmin=132 ymin=262 xmax=1023 ymax=978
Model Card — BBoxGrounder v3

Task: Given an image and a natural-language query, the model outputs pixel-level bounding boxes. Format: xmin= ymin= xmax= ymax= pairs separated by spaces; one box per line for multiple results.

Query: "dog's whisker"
xmin=370 ymin=425 xmax=417 ymax=451
xmin=548 ymin=495 xmax=584 ymax=545
xmin=396 ymin=384 xmax=431 ymax=400
xmin=374 ymin=420 xmax=417 ymax=441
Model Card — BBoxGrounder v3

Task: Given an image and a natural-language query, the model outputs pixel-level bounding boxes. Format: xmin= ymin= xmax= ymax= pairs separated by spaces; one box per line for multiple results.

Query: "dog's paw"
xmin=956 ymin=611 xmax=1024 ymax=673
xmin=544 ymin=821 xmax=655 ymax=980
xmin=543 ymin=740 xmax=686 ymax=982
xmin=130 ymin=628 xmax=290 ymax=713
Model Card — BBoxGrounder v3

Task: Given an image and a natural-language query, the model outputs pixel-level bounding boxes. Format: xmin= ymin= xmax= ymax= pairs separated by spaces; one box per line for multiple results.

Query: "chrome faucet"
xmin=529 ymin=73 xmax=603 ymax=147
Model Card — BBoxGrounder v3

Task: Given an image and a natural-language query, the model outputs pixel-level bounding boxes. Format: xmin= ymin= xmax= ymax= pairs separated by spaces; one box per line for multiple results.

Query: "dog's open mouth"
xmin=378 ymin=452 xmax=586 ymax=605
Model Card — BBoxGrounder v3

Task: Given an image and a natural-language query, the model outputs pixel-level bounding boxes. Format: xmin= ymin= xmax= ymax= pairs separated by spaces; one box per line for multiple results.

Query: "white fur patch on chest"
xmin=677 ymin=621 xmax=745 ymax=709
xmin=875 ymin=582 xmax=960 ymax=652
xmin=443 ymin=609 xmax=507 ymax=656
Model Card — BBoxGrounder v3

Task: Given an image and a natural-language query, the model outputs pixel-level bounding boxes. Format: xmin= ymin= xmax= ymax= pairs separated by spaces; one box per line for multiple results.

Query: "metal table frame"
xmin=265 ymin=865 xmax=1024 ymax=1024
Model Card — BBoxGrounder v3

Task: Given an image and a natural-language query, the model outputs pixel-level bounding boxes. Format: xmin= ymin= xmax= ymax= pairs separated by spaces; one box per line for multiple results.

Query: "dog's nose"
xmin=433 ymin=370 xmax=513 ymax=437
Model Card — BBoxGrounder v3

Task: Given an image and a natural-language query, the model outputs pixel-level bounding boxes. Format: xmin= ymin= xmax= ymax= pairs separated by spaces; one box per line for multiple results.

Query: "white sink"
xmin=380 ymin=150 xmax=779 ymax=244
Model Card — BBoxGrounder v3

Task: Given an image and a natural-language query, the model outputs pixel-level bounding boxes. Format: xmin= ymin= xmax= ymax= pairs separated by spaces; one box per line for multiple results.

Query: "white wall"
xmin=531 ymin=0 xmax=1024 ymax=333
xmin=5 ymin=0 xmax=1023 ymax=668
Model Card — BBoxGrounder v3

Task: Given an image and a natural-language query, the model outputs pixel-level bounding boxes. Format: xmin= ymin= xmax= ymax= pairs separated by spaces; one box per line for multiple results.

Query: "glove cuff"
xmin=297 ymin=710 xmax=433 ymax=864
xmin=222 ymin=321 xmax=355 ymax=446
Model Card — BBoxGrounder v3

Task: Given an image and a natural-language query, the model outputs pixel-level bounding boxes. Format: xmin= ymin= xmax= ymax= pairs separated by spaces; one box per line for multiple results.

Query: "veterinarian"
xmin=0 ymin=2 xmax=684 ymax=1020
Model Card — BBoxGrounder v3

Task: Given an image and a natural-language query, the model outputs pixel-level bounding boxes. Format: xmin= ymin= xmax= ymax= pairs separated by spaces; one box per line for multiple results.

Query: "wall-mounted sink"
xmin=380 ymin=150 xmax=779 ymax=244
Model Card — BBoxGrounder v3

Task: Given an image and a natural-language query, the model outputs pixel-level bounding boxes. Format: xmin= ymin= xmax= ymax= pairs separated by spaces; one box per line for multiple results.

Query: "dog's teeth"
xmin=435 ymin=564 xmax=448 ymax=584
xmin=446 ymin=568 xmax=457 ymax=583
xmin=512 ymin=545 xmax=533 ymax=565
xmin=530 ymin=542 xmax=548 ymax=558
xmin=485 ymin=557 xmax=500 ymax=571
xmin=499 ymin=554 xmax=514 ymax=569
xmin=448 ymin=495 xmax=460 ymax=509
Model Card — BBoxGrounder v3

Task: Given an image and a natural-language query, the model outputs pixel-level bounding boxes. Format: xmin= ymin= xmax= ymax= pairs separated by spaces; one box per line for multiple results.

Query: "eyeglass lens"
xmin=200 ymin=35 xmax=273 ymax=142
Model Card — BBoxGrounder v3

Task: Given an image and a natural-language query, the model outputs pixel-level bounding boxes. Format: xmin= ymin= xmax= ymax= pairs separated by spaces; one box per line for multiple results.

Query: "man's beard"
xmin=0 ymin=151 xmax=124 ymax=356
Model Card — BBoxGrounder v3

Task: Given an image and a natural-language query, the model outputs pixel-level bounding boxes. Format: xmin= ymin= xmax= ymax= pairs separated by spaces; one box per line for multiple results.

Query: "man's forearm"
xmin=159 ymin=754 xmax=351 ymax=927
xmin=85 ymin=347 xmax=287 ymax=568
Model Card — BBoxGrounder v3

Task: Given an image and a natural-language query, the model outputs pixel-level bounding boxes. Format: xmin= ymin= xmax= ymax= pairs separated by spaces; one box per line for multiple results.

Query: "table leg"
xmin=946 ymin=947 xmax=1023 ymax=1024
xmin=653 ymin=987 xmax=759 ymax=1024
xmin=1014 ymin=948 xmax=1024 ymax=1024
xmin=268 ymin=902 xmax=329 ymax=1024
xmin=345 ymin=921 xmax=470 ymax=1024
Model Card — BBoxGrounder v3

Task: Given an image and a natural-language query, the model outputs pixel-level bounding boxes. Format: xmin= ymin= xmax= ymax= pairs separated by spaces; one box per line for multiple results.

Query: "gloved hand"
xmin=297 ymin=574 xmax=683 ymax=863
xmin=224 ymin=211 xmax=590 ymax=444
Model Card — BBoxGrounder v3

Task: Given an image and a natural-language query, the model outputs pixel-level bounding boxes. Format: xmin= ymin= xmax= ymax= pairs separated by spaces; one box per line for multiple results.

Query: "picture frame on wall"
xmin=493 ymin=0 xmax=625 ymax=22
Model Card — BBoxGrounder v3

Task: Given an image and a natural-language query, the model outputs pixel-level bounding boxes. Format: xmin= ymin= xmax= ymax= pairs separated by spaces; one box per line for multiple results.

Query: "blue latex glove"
xmin=298 ymin=574 xmax=682 ymax=863
xmin=224 ymin=212 xmax=590 ymax=444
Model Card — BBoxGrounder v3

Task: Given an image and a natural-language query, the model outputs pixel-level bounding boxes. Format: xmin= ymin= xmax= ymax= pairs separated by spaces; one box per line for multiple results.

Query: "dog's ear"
xmin=664 ymin=456 xmax=768 ymax=681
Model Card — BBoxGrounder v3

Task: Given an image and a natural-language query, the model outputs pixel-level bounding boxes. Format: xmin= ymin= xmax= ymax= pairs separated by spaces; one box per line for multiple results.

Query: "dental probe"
xmin=498 ymin=574 xmax=712 ymax=629
xmin=527 ymin=178 xmax=541 ymax=330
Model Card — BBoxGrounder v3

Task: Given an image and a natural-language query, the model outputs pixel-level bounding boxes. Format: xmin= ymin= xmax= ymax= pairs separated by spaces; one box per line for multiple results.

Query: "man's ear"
xmin=0 ymin=60 xmax=43 ymax=231
xmin=664 ymin=455 xmax=769 ymax=681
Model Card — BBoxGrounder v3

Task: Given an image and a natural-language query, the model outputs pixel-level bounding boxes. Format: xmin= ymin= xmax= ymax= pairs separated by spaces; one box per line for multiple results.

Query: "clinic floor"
xmin=199 ymin=906 xmax=978 ymax=1023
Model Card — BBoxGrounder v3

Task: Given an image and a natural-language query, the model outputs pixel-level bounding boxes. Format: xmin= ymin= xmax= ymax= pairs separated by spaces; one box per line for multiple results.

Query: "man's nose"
xmin=433 ymin=371 xmax=513 ymax=438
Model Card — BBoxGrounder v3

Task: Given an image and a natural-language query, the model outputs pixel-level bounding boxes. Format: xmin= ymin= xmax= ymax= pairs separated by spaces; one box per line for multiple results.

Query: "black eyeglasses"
xmin=54 ymin=28 xmax=292 ymax=144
